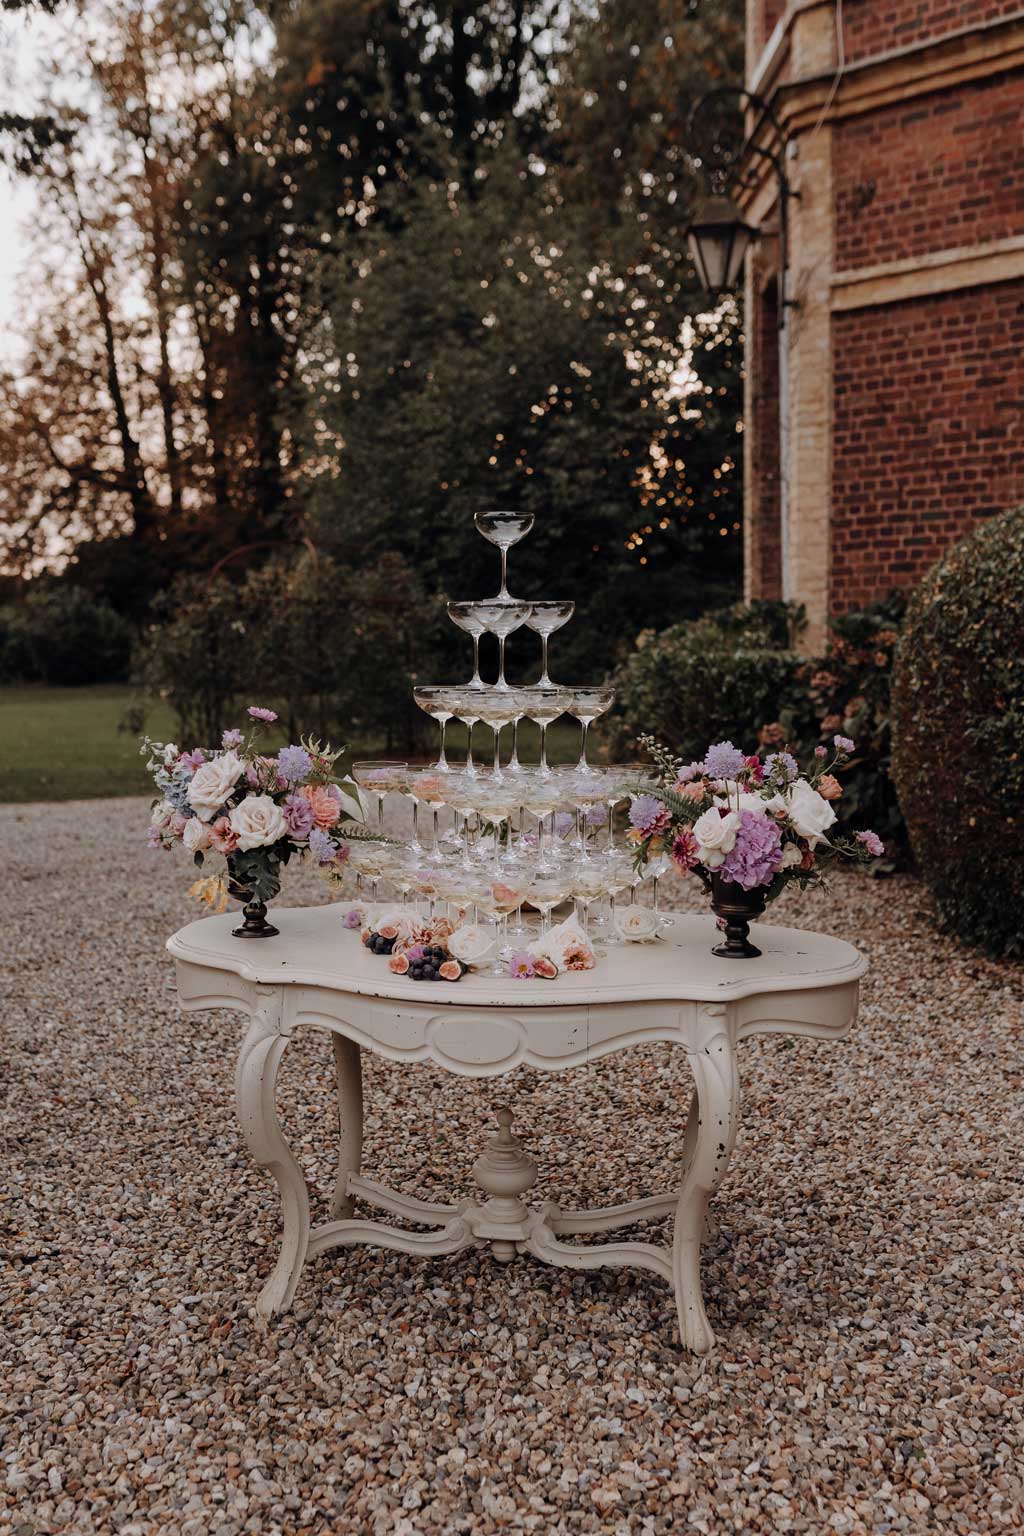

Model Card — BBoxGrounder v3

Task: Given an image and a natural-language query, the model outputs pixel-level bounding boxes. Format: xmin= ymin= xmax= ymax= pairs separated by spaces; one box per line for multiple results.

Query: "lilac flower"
xmin=508 ymin=950 xmax=536 ymax=980
xmin=856 ymin=829 xmax=884 ymax=856
xmin=283 ymin=793 xmax=315 ymax=840
xmin=247 ymin=706 xmax=278 ymax=722
xmin=834 ymin=734 xmax=855 ymax=753
xmin=554 ymin=812 xmax=575 ymax=839
xmin=702 ymin=741 xmax=747 ymax=779
xmin=342 ymin=908 xmax=363 ymax=929
xmin=764 ymin=751 xmax=799 ymax=783
xmin=720 ymin=810 xmax=784 ymax=891
xmin=677 ymin=761 xmax=704 ymax=783
xmin=277 ymin=745 xmax=313 ymax=784
xmin=628 ymin=795 xmax=671 ymax=836
xmin=222 ymin=728 xmax=244 ymax=749
xmin=308 ymin=827 xmax=336 ymax=864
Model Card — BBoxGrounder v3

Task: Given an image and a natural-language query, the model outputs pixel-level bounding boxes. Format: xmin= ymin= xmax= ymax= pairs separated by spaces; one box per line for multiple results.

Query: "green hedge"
xmin=0 ymin=587 xmax=134 ymax=684
xmin=892 ymin=509 xmax=1024 ymax=956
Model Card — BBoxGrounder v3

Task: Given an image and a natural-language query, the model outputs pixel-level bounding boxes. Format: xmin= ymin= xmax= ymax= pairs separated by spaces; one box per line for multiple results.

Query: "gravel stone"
xmin=2 ymin=797 xmax=1023 ymax=1533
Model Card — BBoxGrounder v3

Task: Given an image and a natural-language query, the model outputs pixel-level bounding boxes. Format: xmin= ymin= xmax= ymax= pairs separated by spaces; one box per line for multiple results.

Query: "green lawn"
xmin=0 ymin=686 xmax=588 ymax=803
xmin=0 ymin=686 xmax=178 ymax=802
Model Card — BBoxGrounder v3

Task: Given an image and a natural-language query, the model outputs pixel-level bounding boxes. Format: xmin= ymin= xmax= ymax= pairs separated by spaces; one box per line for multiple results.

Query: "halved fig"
xmin=533 ymin=956 xmax=559 ymax=979
xmin=361 ymin=928 xmax=373 ymax=946
xmin=388 ymin=952 xmax=410 ymax=974
xmin=438 ymin=959 xmax=463 ymax=982
xmin=378 ymin=924 xmax=399 ymax=940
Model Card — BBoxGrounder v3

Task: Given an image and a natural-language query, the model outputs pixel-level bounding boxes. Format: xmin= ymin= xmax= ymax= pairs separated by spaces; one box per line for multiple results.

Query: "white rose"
xmin=780 ymin=842 xmax=803 ymax=869
xmin=186 ymin=751 xmax=245 ymax=821
xmin=784 ymin=778 xmax=837 ymax=847
xmin=150 ymin=798 xmax=175 ymax=827
xmin=448 ymin=924 xmax=496 ymax=964
xmin=228 ymin=793 xmax=288 ymax=851
xmin=538 ymin=916 xmax=592 ymax=967
xmin=614 ymin=905 xmax=658 ymax=942
xmin=182 ymin=816 xmax=212 ymax=854
xmin=692 ymin=807 xmax=741 ymax=869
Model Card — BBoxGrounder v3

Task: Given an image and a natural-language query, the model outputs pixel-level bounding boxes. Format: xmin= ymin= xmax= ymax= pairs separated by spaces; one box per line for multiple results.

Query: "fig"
xmin=533 ymin=956 xmax=559 ymax=980
xmin=378 ymin=923 xmax=399 ymax=940
xmin=388 ymin=952 xmax=410 ymax=975
xmin=438 ymin=959 xmax=463 ymax=982
xmin=361 ymin=928 xmax=373 ymax=946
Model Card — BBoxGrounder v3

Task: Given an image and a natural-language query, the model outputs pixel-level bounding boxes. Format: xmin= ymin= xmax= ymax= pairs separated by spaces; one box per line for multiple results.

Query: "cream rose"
xmin=538 ymin=916 xmax=593 ymax=969
xmin=614 ymin=906 xmax=658 ymax=942
xmin=150 ymin=798 xmax=176 ymax=827
xmin=448 ymin=924 xmax=496 ymax=964
xmin=182 ymin=816 xmax=212 ymax=854
xmin=692 ymin=807 xmax=741 ymax=869
xmin=186 ymin=751 xmax=244 ymax=821
xmin=784 ymin=778 xmax=837 ymax=847
xmin=228 ymin=793 xmax=288 ymax=851
xmin=780 ymin=842 xmax=803 ymax=869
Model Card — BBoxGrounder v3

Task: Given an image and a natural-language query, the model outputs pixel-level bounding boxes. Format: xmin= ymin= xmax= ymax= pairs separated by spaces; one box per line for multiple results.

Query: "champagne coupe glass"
xmin=466 ymin=599 xmax=533 ymax=691
xmin=352 ymin=760 xmax=409 ymax=833
xmin=447 ymin=601 xmax=487 ymax=689
xmin=601 ymin=765 xmax=640 ymax=851
xmin=648 ymin=846 xmax=673 ymax=933
xmin=601 ymin=850 xmax=635 ymax=939
xmin=571 ymin=769 xmax=608 ymax=859
xmin=412 ymin=686 xmax=455 ymax=770
xmin=481 ymin=874 xmax=526 ymax=973
xmin=524 ymin=600 xmax=574 ymax=686
xmin=566 ymin=685 xmax=615 ymax=772
xmin=474 ymin=509 xmax=535 ymax=603
xmin=475 ymin=687 xmax=518 ymax=778
xmin=571 ymin=856 xmax=609 ymax=937
xmin=409 ymin=766 xmax=448 ymax=860
xmin=526 ymin=865 xmax=571 ymax=938
xmin=517 ymin=684 xmax=569 ymax=776
xmin=447 ymin=687 xmax=482 ymax=775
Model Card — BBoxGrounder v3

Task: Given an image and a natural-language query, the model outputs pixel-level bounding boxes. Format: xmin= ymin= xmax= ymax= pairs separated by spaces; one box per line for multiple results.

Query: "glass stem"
xmin=541 ymin=633 xmax=551 ymax=686
xmin=493 ymin=723 xmax=501 ymax=776
xmin=471 ymin=633 xmax=482 ymax=685
xmin=500 ymin=546 xmax=508 ymax=599
xmin=539 ymin=721 xmax=549 ymax=774
xmin=465 ymin=721 xmax=476 ymax=774
xmin=606 ymin=805 xmax=614 ymax=850
xmin=580 ymin=719 xmax=590 ymax=768
xmin=497 ymin=634 xmax=507 ymax=687
xmin=438 ymin=718 xmax=449 ymax=770
xmin=377 ymin=796 xmax=385 ymax=833
xmin=412 ymin=801 xmax=420 ymax=848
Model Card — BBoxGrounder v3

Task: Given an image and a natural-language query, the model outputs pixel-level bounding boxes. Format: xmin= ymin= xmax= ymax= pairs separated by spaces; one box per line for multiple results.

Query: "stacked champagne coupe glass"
xmin=351 ymin=511 xmax=670 ymax=964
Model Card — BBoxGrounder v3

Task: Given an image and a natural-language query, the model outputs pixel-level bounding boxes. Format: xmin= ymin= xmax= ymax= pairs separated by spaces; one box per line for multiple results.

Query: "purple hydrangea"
xmin=764 ymin=750 xmax=799 ymax=783
xmin=283 ymin=792 xmax=315 ymax=840
xmin=308 ymin=827 xmax=336 ymax=864
xmin=834 ymin=734 xmax=855 ymax=753
xmin=277 ymin=745 xmax=313 ymax=784
xmin=702 ymin=741 xmax=747 ymax=779
xmin=628 ymin=794 xmax=670 ymax=835
xmin=856 ymin=829 xmax=884 ymax=856
xmin=222 ymin=728 xmax=244 ymax=749
xmin=720 ymin=810 xmax=784 ymax=891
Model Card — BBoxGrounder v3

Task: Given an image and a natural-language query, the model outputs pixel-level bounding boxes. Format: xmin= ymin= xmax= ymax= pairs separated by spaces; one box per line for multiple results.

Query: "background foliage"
xmin=0 ymin=0 xmax=747 ymax=684
xmin=892 ymin=509 xmax=1024 ymax=955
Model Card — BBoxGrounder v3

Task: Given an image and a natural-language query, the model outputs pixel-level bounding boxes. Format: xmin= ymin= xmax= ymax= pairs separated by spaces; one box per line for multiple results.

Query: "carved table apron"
xmin=167 ymin=906 xmax=866 ymax=1353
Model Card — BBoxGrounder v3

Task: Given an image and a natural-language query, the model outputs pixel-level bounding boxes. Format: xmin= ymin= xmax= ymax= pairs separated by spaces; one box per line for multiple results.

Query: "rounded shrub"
xmin=892 ymin=508 xmax=1024 ymax=957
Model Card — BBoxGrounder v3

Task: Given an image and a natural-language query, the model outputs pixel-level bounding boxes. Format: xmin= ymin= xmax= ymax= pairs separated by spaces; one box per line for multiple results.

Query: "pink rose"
xmin=299 ymin=784 xmax=342 ymax=829
xmin=170 ymin=812 xmax=188 ymax=837
xmin=209 ymin=816 xmax=240 ymax=854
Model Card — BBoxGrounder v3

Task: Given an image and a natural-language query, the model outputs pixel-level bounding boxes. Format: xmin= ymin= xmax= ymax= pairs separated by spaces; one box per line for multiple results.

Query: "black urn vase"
xmin=708 ymin=872 xmax=766 ymax=959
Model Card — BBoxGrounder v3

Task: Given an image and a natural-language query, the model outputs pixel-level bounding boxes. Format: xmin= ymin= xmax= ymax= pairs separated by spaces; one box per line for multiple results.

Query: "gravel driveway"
xmin=2 ymin=798 xmax=1022 ymax=1534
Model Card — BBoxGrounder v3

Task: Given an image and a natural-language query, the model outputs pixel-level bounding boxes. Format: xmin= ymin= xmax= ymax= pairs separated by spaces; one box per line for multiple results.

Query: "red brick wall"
xmin=841 ymin=0 xmax=1023 ymax=62
xmin=834 ymin=73 xmax=1024 ymax=270
xmin=747 ymin=275 xmax=783 ymax=599
xmin=830 ymin=279 xmax=1024 ymax=610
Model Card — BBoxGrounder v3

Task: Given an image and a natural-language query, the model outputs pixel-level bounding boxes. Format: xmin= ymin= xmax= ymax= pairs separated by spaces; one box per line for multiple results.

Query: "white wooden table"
xmin=167 ymin=906 xmax=867 ymax=1353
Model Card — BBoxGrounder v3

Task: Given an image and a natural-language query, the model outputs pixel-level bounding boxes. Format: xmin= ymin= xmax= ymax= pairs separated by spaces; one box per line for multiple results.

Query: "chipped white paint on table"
xmin=167 ymin=907 xmax=867 ymax=1353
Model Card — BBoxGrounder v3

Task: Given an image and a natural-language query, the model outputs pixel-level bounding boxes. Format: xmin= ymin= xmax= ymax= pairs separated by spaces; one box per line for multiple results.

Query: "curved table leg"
xmin=330 ymin=1033 xmax=363 ymax=1219
xmin=672 ymin=1006 xmax=740 ymax=1354
xmin=234 ymin=994 xmax=310 ymax=1318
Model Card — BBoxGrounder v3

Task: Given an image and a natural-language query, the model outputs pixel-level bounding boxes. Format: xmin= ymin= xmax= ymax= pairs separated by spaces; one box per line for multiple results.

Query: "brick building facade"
xmin=740 ymin=0 xmax=1024 ymax=646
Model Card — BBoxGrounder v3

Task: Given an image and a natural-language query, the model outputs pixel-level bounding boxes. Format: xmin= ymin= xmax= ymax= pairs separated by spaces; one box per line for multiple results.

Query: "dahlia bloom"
xmin=247 ymin=706 xmax=278 ymax=722
xmin=670 ymin=826 xmax=699 ymax=874
xmin=856 ymin=829 xmax=884 ymax=856
xmin=720 ymin=810 xmax=784 ymax=891
xmin=283 ymin=792 xmax=315 ymax=840
xmin=300 ymin=783 xmax=342 ymax=828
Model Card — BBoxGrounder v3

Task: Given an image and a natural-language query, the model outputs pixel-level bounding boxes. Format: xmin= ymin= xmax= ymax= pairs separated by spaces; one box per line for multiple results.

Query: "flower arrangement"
xmin=143 ymin=705 xmax=380 ymax=931
xmin=344 ymin=909 xmax=595 ymax=982
xmin=629 ymin=734 xmax=883 ymax=949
